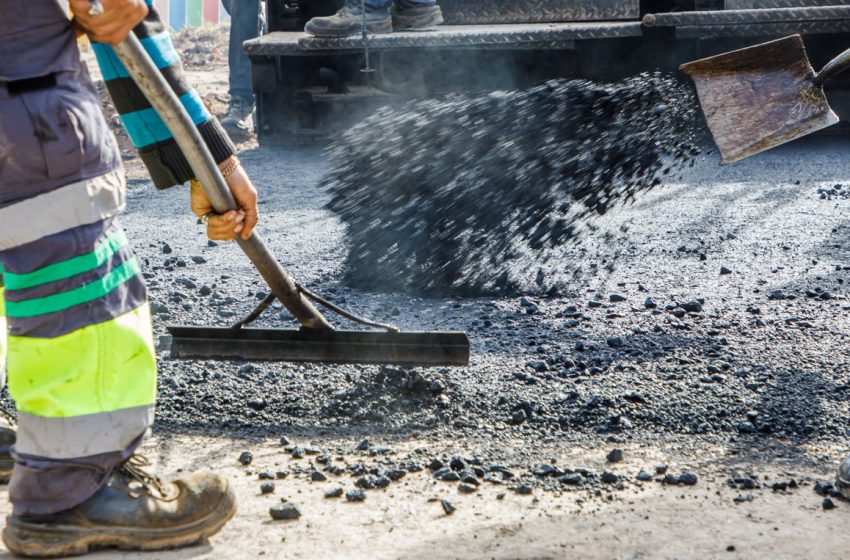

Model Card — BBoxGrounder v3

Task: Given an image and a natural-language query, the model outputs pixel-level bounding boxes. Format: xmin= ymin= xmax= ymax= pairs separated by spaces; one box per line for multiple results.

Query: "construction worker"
xmin=0 ymin=0 xmax=257 ymax=556
xmin=305 ymin=0 xmax=443 ymax=38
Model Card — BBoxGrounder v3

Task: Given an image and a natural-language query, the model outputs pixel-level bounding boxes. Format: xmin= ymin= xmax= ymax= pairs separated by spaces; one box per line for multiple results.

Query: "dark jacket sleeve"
xmin=90 ymin=2 xmax=235 ymax=189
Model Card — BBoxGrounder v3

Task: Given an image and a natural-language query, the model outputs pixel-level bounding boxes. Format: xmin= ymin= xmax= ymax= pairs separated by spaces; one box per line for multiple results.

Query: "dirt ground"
xmin=0 ymin=437 xmax=847 ymax=559
xmin=14 ymin=29 xmax=846 ymax=559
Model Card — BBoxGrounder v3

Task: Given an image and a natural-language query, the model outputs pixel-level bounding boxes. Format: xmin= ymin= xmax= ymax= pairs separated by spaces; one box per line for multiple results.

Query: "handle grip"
xmin=815 ymin=46 xmax=850 ymax=87
xmin=112 ymin=33 xmax=332 ymax=330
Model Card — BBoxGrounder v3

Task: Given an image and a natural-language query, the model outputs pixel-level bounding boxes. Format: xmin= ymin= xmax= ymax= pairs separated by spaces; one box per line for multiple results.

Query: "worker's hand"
xmin=70 ymin=0 xmax=149 ymax=45
xmin=190 ymin=157 xmax=260 ymax=241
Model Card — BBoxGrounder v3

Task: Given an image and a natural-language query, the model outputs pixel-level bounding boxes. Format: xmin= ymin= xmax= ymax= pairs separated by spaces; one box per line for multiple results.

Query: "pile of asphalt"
xmin=325 ymin=73 xmax=701 ymax=297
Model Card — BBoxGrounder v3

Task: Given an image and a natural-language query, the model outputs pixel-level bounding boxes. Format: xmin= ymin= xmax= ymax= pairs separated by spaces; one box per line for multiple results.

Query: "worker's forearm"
xmin=90 ymin=0 xmax=235 ymax=189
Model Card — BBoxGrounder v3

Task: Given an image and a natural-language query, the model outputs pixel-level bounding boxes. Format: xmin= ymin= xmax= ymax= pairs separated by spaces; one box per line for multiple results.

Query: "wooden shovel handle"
xmin=815 ymin=46 xmax=850 ymax=87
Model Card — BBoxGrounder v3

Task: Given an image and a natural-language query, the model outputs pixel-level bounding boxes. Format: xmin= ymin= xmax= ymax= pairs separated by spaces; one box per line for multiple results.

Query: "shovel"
xmin=680 ymin=35 xmax=850 ymax=164
xmin=111 ymin=33 xmax=469 ymax=366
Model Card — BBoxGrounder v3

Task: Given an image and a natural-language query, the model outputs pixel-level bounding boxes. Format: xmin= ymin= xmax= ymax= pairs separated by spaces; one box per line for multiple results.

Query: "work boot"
xmin=392 ymin=0 xmax=443 ymax=30
xmin=836 ymin=455 xmax=850 ymax=499
xmin=0 ymin=417 xmax=15 ymax=484
xmin=305 ymin=0 xmax=392 ymax=38
xmin=221 ymin=95 xmax=254 ymax=139
xmin=3 ymin=455 xmax=236 ymax=558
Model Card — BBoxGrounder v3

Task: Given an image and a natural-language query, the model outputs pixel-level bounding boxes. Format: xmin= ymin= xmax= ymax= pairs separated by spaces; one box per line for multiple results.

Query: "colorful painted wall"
xmin=154 ymin=0 xmax=229 ymax=30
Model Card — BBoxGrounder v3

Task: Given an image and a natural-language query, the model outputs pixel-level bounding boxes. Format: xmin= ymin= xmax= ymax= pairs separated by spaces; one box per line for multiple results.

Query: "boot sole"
xmin=305 ymin=19 xmax=393 ymax=38
xmin=393 ymin=7 xmax=444 ymax=30
xmin=2 ymin=483 xmax=237 ymax=558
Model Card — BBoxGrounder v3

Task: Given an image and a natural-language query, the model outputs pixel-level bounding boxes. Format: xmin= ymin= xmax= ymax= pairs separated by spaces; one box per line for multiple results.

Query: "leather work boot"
xmin=3 ymin=456 xmax=236 ymax=558
xmin=305 ymin=0 xmax=392 ymax=38
xmin=836 ymin=455 xmax=850 ymax=499
xmin=220 ymin=95 xmax=254 ymax=139
xmin=392 ymin=0 xmax=443 ymax=30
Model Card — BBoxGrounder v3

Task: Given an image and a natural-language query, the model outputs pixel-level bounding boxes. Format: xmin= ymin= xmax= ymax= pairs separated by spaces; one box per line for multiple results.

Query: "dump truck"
xmin=244 ymin=1 xmax=850 ymax=143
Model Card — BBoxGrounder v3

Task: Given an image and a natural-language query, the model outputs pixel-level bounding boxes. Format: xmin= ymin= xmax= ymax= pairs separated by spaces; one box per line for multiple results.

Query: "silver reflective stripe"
xmin=15 ymin=405 xmax=153 ymax=459
xmin=0 ymin=171 xmax=126 ymax=251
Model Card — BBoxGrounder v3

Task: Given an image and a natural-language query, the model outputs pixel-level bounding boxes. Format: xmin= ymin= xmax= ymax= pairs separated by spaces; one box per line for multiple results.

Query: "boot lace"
xmin=119 ymin=454 xmax=173 ymax=501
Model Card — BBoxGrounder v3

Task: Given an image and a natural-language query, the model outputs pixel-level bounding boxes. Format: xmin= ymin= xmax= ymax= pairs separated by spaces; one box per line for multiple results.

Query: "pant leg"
xmin=223 ymin=0 xmax=260 ymax=101
xmin=0 ymin=217 xmax=155 ymax=516
xmin=0 ymin=53 xmax=156 ymax=516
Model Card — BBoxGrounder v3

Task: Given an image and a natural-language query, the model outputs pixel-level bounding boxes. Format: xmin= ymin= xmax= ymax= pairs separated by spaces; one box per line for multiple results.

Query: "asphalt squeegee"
xmin=112 ymin=32 xmax=470 ymax=367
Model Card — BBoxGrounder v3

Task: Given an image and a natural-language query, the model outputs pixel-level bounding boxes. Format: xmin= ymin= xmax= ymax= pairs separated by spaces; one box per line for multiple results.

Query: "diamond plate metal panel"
xmin=676 ymin=19 xmax=850 ymax=38
xmin=244 ymin=22 xmax=642 ymax=56
xmin=438 ymin=0 xmax=639 ymax=24
xmin=644 ymin=5 xmax=850 ymax=26
xmin=726 ymin=0 xmax=842 ymax=9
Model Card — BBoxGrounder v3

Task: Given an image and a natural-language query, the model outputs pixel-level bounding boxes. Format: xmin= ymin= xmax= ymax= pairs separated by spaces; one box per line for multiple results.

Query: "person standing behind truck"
xmin=221 ymin=0 xmax=260 ymax=138
xmin=305 ymin=0 xmax=443 ymax=38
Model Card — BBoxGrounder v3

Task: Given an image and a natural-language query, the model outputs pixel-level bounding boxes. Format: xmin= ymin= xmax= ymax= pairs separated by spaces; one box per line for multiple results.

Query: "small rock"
xmin=325 ymin=487 xmax=344 ymax=498
xmin=814 ymin=481 xmax=835 ymax=496
xmin=644 ymin=298 xmax=657 ymax=309
xmin=258 ymin=472 xmax=275 ymax=480
xmin=428 ymin=458 xmax=444 ymax=471
xmin=678 ymin=472 xmax=698 ymax=486
xmin=441 ymin=499 xmax=456 ymax=515
xmin=269 ymin=503 xmax=301 ymax=520
xmin=607 ymin=449 xmax=625 ymax=463
xmin=311 ymin=471 xmax=327 ymax=482
xmin=238 ymin=451 xmax=253 ymax=466
xmin=345 ymin=489 xmax=367 ymax=502
xmin=606 ymin=336 xmax=625 ymax=348
xmin=435 ymin=468 xmax=461 ymax=482
xmin=515 ymin=484 xmax=533 ymax=495
xmin=823 ymin=497 xmax=837 ymax=510
xmin=609 ymin=294 xmax=627 ymax=303
xmin=679 ymin=300 xmax=703 ymax=313
xmin=458 ymin=483 xmax=478 ymax=494
xmin=161 ymin=243 xmax=172 ymax=254
xmin=260 ymin=482 xmax=275 ymax=494
xmin=655 ymin=465 xmax=668 ymax=475
xmin=191 ymin=255 xmax=207 ymax=264
xmin=558 ymin=474 xmax=583 ymax=486
xmin=720 ymin=266 xmax=732 ymax=275
xmin=636 ymin=470 xmax=653 ymax=482
xmin=356 ymin=439 xmax=371 ymax=451
xmin=601 ymin=471 xmax=619 ymax=484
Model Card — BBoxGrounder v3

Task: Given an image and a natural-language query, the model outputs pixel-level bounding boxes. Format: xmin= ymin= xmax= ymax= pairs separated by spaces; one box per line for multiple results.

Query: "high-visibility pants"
xmin=0 ymin=65 xmax=157 ymax=515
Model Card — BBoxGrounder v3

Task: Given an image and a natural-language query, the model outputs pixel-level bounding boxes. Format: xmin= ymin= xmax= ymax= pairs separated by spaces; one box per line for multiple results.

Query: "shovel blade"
xmin=681 ymin=35 xmax=838 ymax=164
xmin=168 ymin=326 xmax=470 ymax=367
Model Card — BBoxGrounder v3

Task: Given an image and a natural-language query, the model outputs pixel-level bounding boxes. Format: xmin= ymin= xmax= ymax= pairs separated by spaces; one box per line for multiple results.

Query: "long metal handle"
xmin=113 ymin=33 xmax=332 ymax=330
xmin=815 ymin=46 xmax=850 ymax=87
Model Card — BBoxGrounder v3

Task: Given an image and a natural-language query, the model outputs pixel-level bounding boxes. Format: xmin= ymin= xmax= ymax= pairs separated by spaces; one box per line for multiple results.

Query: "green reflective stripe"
xmin=3 ymin=230 xmax=129 ymax=291
xmin=5 ymin=258 xmax=141 ymax=318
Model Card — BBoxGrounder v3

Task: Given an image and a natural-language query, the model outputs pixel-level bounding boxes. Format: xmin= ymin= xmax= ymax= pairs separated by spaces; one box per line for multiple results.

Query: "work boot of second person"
xmin=3 ymin=456 xmax=236 ymax=558
xmin=221 ymin=95 xmax=254 ymax=140
xmin=305 ymin=0 xmax=392 ymax=38
xmin=392 ymin=0 xmax=443 ymax=30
